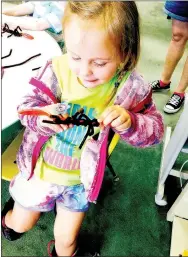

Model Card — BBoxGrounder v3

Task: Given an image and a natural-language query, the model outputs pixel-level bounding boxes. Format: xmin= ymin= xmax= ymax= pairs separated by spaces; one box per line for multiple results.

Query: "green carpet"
xmin=2 ymin=140 xmax=173 ymax=256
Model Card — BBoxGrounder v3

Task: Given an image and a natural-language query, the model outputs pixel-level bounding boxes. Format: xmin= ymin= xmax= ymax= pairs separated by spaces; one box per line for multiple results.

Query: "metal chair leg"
xmin=107 ymin=159 xmax=119 ymax=182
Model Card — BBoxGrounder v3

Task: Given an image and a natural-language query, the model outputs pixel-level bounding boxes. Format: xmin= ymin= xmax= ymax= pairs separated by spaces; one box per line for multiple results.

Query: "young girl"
xmin=2 ymin=2 xmax=164 ymax=257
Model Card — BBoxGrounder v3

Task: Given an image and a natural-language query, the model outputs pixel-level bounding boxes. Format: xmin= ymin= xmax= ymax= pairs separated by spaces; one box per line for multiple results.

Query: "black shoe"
xmin=2 ymin=197 xmax=24 ymax=241
xmin=150 ymin=80 xmax=170 ymax=92
xmin=164 ymin=93 xmax=185 ymax=114
xmin=47 ymin=240 xmax=100 ymax=257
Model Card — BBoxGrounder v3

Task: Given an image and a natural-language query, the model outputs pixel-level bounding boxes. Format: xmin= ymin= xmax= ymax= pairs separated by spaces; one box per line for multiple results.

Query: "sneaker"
xmin=164 ymin=93 xmax=185 ymax=114
xmin=150 ymin=80 xmax=170 ymax=92
xmin=2 ymin=197 xmax=24 ymax=241
xmin=47 ymin=240 xmax=100 ymax=257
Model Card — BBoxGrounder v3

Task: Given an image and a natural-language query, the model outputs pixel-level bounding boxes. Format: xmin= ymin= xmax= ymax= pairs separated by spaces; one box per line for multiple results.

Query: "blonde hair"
xmin=62 ymin=1 xmax=140 ymax=71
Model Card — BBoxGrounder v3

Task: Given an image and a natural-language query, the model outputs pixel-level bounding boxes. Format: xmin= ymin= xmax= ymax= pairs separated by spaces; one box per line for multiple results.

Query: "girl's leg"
xmin=3 ymin=173 xmax=56 ymax=235
xmin=54 ymin=206 xmax=85 ymax=256
xmin=5 ymin=202 xmax=41 ymax=233
xmin=161 ymin=19 xmax=188 ymax=84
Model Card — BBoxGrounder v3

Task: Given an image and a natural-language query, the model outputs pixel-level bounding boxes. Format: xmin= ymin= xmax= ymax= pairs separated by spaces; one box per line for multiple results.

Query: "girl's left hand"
xmin=98 ymin=105 xmax=131 ymax=132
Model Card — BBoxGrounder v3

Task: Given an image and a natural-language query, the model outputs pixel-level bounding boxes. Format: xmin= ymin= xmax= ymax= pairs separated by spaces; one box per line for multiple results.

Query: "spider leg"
xmin=7 ymin=33 xmax=13 ymax=38
xmin=79 ymin=114 xmax=91 ymax=126
xmin=12 ymin=28 xmax=21 ymax=37
xmin=17 ymin=26 xmax=22 ymax=32
xmin=79 ymin=124 xmax=95 ymax=149
xmin=80 ymin=113 xmax=90 ymax=121
xmin=4 ymin=23 xmax=9 ymax=30
xmin=14 ymin=28 xmax=19 ymax=34
xmin=2 ymin=25 xmax=7 ymax=34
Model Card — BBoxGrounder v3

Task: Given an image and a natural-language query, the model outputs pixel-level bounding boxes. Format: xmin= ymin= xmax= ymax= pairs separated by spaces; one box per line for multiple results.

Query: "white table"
xmin=168 ymin=184 xmax=188 ymax=256
xmin=2 ymin=29 xmax=62 ymax=130
xmin=170 ymin=216 xmax=188 ymax=256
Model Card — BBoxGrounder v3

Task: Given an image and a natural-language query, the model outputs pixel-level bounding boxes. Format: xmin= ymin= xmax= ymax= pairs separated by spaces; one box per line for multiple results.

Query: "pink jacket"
xmin=17 ymin=60 xmax=164 ymax=202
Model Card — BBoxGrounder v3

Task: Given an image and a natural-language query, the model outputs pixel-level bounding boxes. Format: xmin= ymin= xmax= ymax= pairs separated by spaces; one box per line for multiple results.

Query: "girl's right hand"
xmin=37 ymin=105 xmax=73 ymax=133
xmin=37 ymin=115 xmax=73 ymax=133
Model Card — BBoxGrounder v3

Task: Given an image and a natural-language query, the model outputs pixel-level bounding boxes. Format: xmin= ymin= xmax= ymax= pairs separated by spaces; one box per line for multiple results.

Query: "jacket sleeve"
xmin=115 ymin=72 xmax=164 ymax=148
xmin=17 ymin=60 xmax=61 ymax=136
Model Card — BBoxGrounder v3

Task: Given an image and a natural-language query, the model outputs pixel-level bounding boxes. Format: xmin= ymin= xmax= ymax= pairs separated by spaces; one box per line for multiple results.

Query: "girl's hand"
xmin=98 ymin=105 xmax=131 ymax=132
xmin=37 ymin=105 xmax=73 ymax=133
xmin=37 ymin=115 xmax=73 ymax=134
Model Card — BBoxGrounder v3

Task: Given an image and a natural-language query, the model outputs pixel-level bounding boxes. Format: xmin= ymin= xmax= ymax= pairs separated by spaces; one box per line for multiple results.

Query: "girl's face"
xmin=64 ymin=16 xmax=122 ymax=88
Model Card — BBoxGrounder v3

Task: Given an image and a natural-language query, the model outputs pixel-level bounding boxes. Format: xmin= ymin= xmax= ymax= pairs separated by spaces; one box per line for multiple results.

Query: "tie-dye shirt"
xmin=32 ymin=1 xmax=66 ymax=33
xmin=34 ymin=55 xmax=129 ymax=186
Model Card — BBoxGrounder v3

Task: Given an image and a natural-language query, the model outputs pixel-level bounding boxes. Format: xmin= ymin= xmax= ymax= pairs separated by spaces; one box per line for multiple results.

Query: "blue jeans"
xmin=164 ymin=1 xmax=188 ymax=22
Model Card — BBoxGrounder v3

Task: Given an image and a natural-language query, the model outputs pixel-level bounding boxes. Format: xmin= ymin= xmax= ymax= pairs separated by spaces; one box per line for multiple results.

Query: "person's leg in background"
xmin=150 ymin=19 xmax=188 ymax=113
xmin=161 ymin=19 xmax=188 ymax=84
xmin=164 ymin=56 xmax=188 ymax=113
xmin=174 ymin=56 xmax=188 ymax=93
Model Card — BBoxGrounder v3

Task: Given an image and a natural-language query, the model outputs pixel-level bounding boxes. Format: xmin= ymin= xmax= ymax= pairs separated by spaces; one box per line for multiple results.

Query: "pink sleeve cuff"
xmin=119 ymin=111 xmax=136 ymax=135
